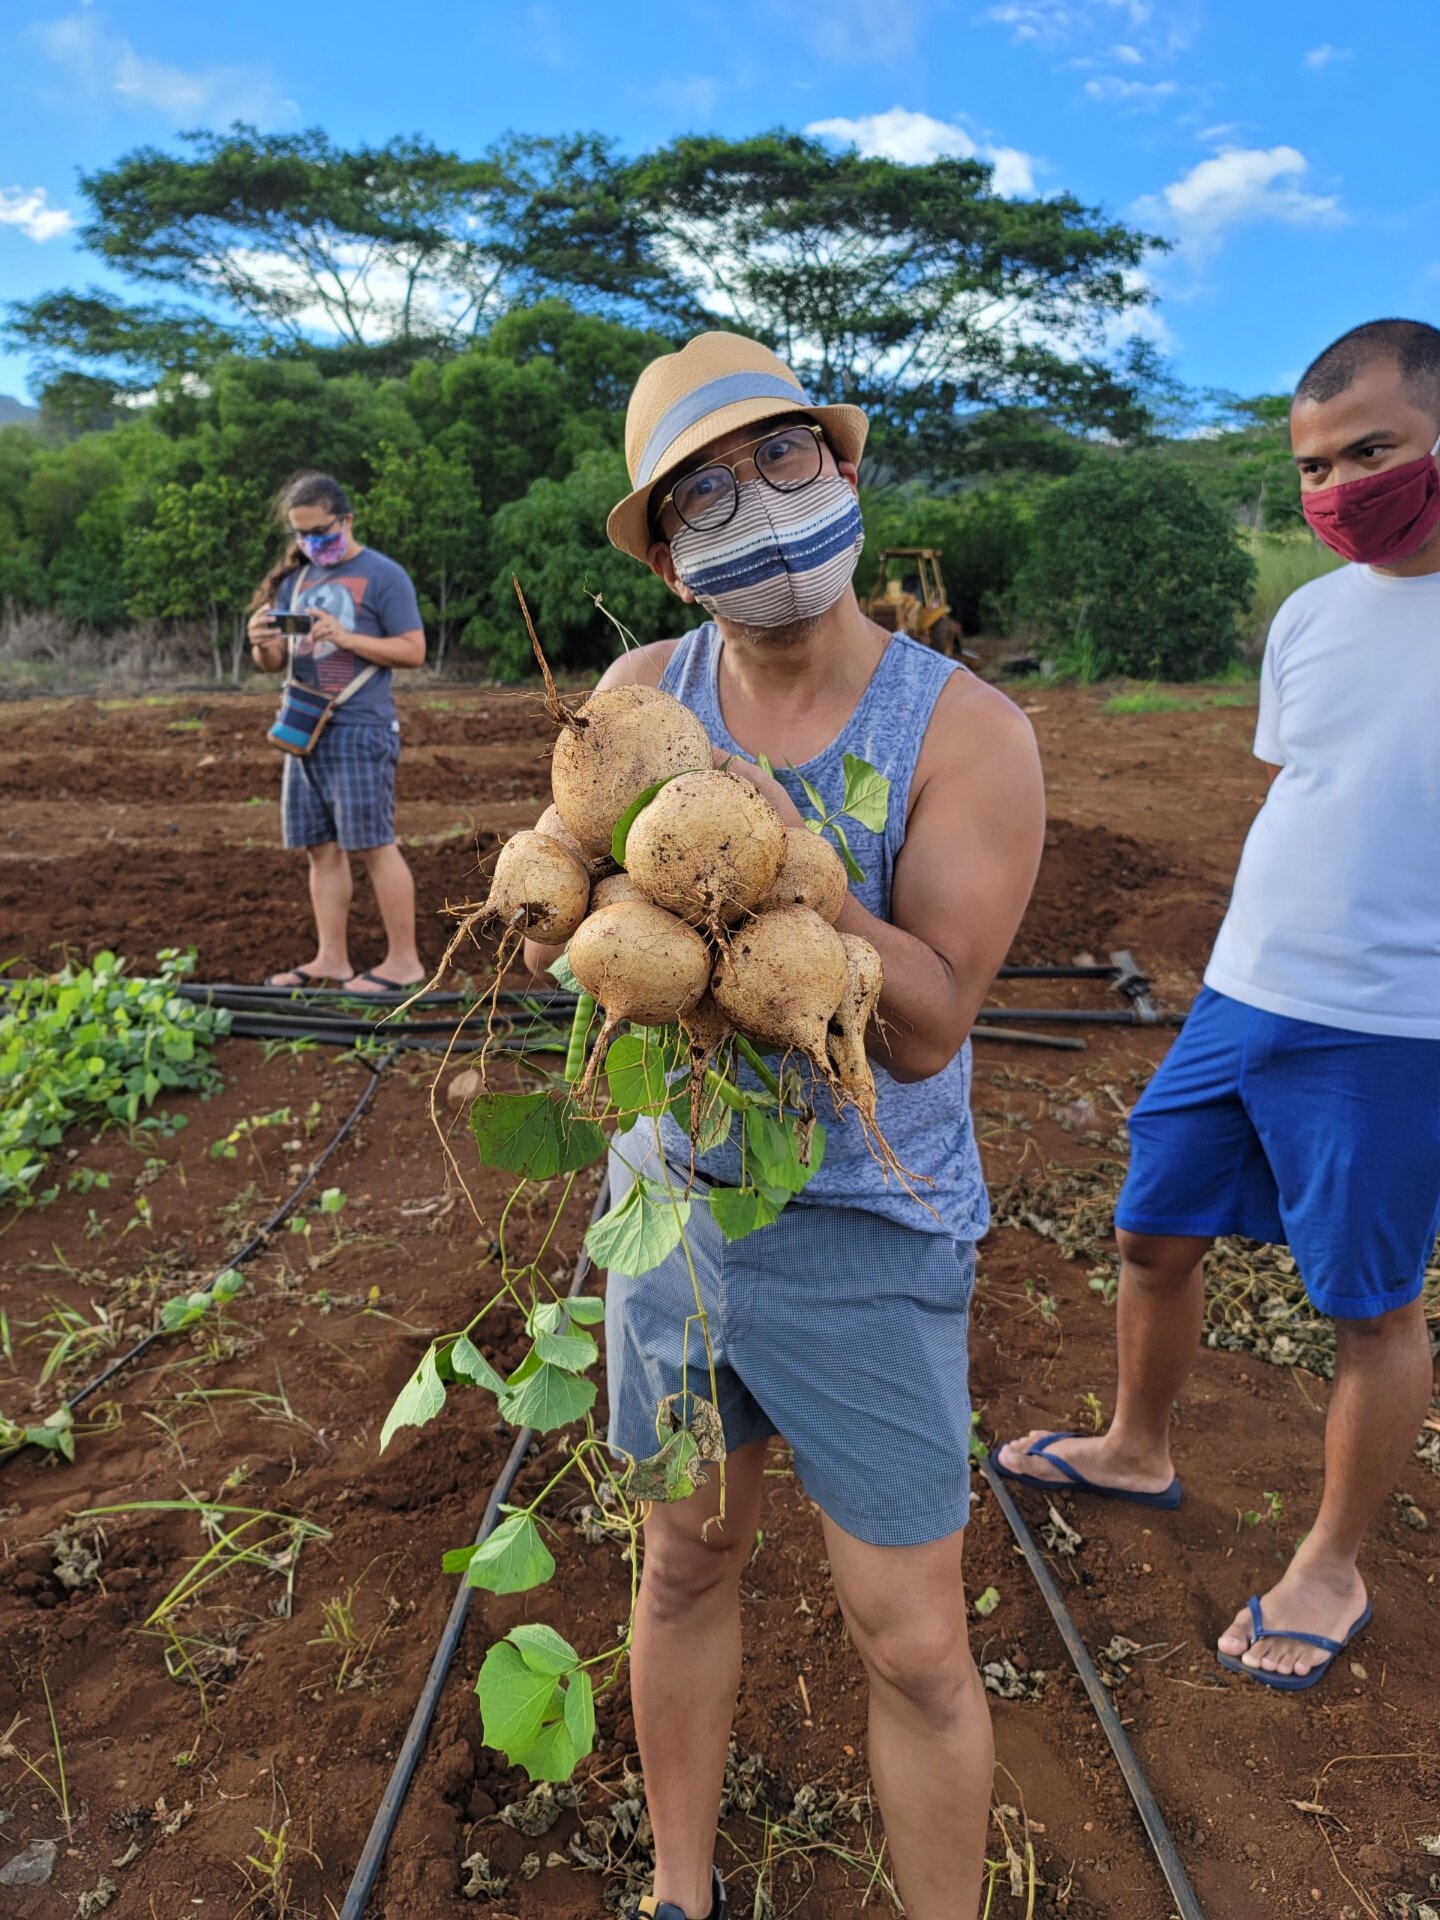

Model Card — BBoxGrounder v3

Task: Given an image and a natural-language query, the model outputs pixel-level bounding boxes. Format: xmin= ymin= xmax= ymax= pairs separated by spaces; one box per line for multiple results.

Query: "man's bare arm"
xmin=833 ymin=676 xmax=1045 ymax=1082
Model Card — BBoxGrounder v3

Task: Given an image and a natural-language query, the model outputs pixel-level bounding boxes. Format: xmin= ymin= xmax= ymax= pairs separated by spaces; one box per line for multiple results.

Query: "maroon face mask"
xmin=1302 ymin=436 xmax=1440 ymax=564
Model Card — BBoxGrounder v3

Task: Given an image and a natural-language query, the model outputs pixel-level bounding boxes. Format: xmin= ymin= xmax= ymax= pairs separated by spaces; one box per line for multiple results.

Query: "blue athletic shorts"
xmin=1116 ymin=987 xmax=1440 ymax=1321
xmin=605 ymin=1130 xmax=977 ymax=1548
xmin=281 ymin=723 xmax=400 ymax=851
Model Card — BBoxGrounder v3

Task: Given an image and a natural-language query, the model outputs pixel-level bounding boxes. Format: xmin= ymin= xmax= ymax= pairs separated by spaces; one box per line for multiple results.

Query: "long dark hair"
xmin=249 ymin=471 xmax=354 ymax=610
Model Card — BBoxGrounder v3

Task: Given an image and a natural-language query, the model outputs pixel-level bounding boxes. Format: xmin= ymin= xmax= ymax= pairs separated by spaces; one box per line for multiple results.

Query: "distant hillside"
xmin=0 ymin=394 xmax=38 ymax=429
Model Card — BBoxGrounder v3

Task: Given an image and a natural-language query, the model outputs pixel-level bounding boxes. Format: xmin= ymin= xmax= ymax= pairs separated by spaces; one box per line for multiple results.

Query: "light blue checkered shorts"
xmin=605 ymin=1130 xmax=977 ymax=1547
xmin=281 ymin=723 xmax=400 ymax=851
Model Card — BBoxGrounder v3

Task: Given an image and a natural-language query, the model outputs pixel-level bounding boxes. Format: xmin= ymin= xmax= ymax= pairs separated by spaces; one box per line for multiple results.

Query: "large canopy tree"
xmin=3 ymin=126 xmax=684 ymax=392
xmin=620 ymin=132 xmax=1163 ymax=468
xmin=7 ymin=125 xmax=1162 ymax=465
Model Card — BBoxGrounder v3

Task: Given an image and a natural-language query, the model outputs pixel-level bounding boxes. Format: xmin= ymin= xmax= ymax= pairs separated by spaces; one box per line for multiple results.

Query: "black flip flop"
xmin=265 ymin=964 xmax=345 ymax=989
xmin=342 ymin=970 xmax=426 ymax=994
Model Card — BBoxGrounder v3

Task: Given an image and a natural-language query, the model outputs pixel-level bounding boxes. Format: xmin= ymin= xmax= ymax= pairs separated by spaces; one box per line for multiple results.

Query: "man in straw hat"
xmin=530 ymin=332 xmax=1045 ymax=1920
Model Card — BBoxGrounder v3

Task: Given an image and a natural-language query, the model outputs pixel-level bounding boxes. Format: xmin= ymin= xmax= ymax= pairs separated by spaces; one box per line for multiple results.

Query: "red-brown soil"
xmin=0 ymin=683 xmax=1436 ymax=1920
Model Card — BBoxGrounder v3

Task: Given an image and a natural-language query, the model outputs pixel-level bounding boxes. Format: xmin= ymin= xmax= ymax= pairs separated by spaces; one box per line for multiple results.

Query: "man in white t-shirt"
xmin=998 ymin=318 xmax=1440 ymax=1691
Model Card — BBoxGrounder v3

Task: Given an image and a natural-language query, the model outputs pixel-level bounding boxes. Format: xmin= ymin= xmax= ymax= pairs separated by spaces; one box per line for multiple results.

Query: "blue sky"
xmin=2 ymin=0 xmax=1435 ymax=409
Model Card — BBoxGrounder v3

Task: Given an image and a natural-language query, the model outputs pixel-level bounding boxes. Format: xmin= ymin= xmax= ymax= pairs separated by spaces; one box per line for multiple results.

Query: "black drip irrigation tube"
xmin=0 ymin=1045 xmax=398 ymax=1468
xmin=978 ymin=1453 xmax=1207 ymax=1920
xmin=338 ymin=1174 xmax=612 ymax=1920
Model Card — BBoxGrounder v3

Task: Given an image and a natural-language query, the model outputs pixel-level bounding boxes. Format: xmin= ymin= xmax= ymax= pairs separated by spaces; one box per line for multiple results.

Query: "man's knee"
xmin=1334 ymin=1294 xmax=1428 ymax=1348
xmin=641 ymin=1518 xmax=750 ymax=1622
xmin=1117 ymin=1228 xmax=1204 ymax=1284
xmin=847 ymin=1610 xmax=976 ymax=1722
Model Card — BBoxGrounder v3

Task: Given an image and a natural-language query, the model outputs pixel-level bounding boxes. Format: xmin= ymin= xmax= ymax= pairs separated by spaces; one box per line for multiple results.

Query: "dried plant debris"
xmin=1097 ymin=1635 xmax=1143 ymax=1688
xmin=982 ymin=1659 xmax=1047 ymax=1701
xmin=557 ymin=1746 xmax=820 ymax=1911
xmin=49 ymin=1520 xmax=106 ymax=1591
xmin=460 ymin=1851 xmax=510 ymax=1900
xmin=498 ymin=1781 xmax=583 ymax=1838
xmin=992 ymin=1160 xmax=1440 ymax=1378
xmin=1039 ymin=1502 xmax=1084 ymax=1558
xmin=76 ymin=1878 xmax=119 ymax=1916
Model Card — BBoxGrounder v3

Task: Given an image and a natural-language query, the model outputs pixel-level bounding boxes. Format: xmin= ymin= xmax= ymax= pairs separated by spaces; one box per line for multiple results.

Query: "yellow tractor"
xmin=864 ymin=547 xmax=964 ymax=656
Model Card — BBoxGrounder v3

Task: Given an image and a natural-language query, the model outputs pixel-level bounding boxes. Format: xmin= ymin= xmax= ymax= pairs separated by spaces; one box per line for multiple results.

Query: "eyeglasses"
xmin=658 ymin=424 xmax=827 ymax=534
xmin=292 ymin=519 xmax=344 ymax=539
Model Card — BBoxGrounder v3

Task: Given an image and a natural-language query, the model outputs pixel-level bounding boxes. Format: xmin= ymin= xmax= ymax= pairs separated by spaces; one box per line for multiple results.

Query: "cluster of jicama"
xmin=478 ymin=682 xmax=884 ymax=1134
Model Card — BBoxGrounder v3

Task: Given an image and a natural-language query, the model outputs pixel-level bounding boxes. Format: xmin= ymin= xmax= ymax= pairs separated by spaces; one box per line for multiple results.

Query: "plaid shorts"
xmin=281 ymin=723 xmax=400 ymax=851
xmin=604 ymin=1129 xmax=977 ymax=1547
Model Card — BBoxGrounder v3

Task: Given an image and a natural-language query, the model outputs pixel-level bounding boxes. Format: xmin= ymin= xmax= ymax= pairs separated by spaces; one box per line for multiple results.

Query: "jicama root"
xmin=758 ymin=826 xmax=848 ymax=923
xmin=709 ymin=905 xmax=847 ymax=1078
xmin=550 ymin=685 xmax=712 ymax=860
xmin=625 ymin=769 xmax=786 ymax=928
xmin=826 ymin=933 xmax=883 ymax=1124
xmin=567 ymin=899 xmax=711 ymax=1101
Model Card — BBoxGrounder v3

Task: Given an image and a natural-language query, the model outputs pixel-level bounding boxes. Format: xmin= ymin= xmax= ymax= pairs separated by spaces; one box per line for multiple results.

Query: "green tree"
xmin=469 ymin=449 xmax=689 ymax=679
xmin=7 ymin=128 xmax=680 ymax=390
xmin=623 ymin=132 xmax=1161 ymax=471
xmin=3 ymin=289 xmax=242 ymax=402
xmin=359 ymin=443 xmax=486 ymax=670
xmin=1164 ymin=394 xmax=1302 ymax=533
xmin=1015 ymin=457 xmax=1255 ymax=680
xmin=191 ymin=356 xmax=420 ymax=498
xmin=124 ymin=475 xmax=270 ymax=680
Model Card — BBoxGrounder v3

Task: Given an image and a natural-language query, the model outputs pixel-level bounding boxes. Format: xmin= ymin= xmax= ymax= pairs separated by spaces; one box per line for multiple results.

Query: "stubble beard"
xmin=712 ymin=610 xmax=829 ymax=651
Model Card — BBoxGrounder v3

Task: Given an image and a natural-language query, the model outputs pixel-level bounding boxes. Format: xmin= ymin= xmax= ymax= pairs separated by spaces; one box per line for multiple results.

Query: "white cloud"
xmin=805 ymin=106 xmax=1037 ymax=195
xmin=1303 ymin=43 xmax=1351 ymax=69
xmin=1085 ymin=75 xmax=1177 ymax=105
xmin=1138 ymin=146 xmax=1342 ymax=247
xmin=0 ymin=186 xmax=74 ymax=243
xmin=34 ymin=10 xmax=296 ymax=126
xmin=1112 ymin=42 xmax=1144 ymax=62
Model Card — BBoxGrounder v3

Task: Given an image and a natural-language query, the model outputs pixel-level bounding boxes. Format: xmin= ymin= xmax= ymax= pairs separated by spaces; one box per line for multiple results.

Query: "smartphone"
xmin=273 ymin=610 xmax=314 ymax=636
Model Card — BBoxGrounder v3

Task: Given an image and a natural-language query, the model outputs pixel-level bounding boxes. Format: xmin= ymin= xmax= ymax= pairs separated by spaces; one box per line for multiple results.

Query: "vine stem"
xmin=733 ymin=1035 xmax=783 ymax=1101
xmin=564 ymin=992 xmax=596 ymax=1083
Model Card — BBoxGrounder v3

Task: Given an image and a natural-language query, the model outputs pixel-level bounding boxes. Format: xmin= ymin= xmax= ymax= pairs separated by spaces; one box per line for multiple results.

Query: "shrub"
xmin=467 ymin=449 xmax=692 ymax=680
xmin=1015 ymin=457 xmax=1255 ymax=680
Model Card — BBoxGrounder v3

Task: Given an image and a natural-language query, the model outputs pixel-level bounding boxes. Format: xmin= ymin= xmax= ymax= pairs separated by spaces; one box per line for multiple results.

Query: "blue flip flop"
xmin=993 ymin=1431 xmax=1183 ymax=1509
xmin=1216 ymin=1593 xmax=1373 ymax=1692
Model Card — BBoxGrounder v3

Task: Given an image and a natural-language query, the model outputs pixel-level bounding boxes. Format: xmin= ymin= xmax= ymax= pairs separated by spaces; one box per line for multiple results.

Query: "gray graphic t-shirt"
xmin=276 ymin=547 xmax=422 ymax=728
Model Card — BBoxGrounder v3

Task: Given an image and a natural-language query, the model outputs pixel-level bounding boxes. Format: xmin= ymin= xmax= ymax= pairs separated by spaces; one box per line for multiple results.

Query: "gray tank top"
xmin=657 ymin=622 xmax=989 ymax=1241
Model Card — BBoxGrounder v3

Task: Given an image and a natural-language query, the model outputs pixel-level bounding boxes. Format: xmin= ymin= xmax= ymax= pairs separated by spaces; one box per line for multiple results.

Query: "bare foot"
xmin=1217 ymin=1561 xmax=1368 ymax=1680
xmin=996 ymin=1428 xmax=1175 ymax=1496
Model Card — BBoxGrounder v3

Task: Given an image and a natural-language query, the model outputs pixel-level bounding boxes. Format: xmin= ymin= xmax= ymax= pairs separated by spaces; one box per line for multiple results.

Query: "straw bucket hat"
xmin=606 ymin=332 xmax=869 ymax=563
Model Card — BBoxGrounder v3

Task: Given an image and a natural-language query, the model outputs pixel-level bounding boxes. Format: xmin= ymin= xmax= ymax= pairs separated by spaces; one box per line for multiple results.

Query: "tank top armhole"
xmin=878 ymin=639 xmax=958 ymax=864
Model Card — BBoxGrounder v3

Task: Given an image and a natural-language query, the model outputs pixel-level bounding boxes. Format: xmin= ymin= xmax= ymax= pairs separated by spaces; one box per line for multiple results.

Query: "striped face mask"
xmin=670 ymin=475 xmax=864 ymax=628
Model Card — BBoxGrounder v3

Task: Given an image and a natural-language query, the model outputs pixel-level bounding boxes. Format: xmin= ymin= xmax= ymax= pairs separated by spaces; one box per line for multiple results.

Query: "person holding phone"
xmin=246 ymin=471 xmax=427 ymax=991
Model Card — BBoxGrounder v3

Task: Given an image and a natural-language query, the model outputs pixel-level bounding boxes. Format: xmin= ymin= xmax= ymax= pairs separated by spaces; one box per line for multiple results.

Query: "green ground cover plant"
xmin=0 ymin=950 xmax=228 ymax=1208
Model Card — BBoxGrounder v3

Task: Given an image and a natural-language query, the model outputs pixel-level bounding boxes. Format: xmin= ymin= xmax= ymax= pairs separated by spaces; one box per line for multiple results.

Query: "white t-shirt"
xmin=1205 ymin=562 xmax=1440 ymax=1039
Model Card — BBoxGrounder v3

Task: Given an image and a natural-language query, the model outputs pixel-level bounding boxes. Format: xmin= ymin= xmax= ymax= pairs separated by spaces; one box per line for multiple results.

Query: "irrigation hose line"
xmin=0 ymin=1048 xmax=399 ymax=1472
xmin=338 ymin=1173 xmax=613 ymax=1920
xmin=978 ymin=1453 xmax=1208 ymax=1920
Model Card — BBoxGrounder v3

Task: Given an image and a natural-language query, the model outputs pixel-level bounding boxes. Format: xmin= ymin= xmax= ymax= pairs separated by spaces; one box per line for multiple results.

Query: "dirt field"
xmin=1 ymin=683 xmax=1437 ymax=1920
